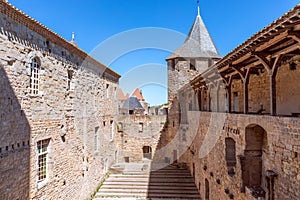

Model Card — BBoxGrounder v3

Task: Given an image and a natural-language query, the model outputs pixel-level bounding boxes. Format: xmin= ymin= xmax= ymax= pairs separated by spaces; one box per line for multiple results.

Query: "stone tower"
xmin=167 ymin=6 xmax=221 ymax=102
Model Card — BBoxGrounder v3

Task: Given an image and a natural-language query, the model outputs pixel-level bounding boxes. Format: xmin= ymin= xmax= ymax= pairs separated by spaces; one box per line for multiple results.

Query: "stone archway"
xmin=241 ymin=124 xmax=267 ymax=196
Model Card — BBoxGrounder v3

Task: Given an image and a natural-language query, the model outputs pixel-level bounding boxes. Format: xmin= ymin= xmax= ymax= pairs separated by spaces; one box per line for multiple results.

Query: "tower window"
xmin=190 ymin=59 xmax=196 ymax=70
xmin=168 ymin=60 xmax=175 ymax=71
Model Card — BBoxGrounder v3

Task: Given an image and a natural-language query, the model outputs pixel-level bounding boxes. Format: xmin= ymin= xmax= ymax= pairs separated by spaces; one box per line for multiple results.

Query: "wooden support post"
xmin=227 ymin=85 xmax=232 ymax=113
xmin=270 ymin=74 xmax=277 ymax=116
xmin=243 ymin=81 xmax=249 ymax=114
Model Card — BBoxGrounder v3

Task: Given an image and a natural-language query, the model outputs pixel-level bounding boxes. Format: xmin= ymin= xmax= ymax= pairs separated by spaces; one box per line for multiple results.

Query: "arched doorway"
xmin=142 ymin=146 xmax=152 ymax=160
xmin=241 ymin=124 xmax=267 ymax=195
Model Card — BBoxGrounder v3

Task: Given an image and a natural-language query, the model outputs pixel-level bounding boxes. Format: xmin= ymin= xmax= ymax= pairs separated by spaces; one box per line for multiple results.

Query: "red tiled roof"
xmin=131 ymin=88 xmax=145 ymax=101
xmin=118 ymin=88 xmax=127 ymax=100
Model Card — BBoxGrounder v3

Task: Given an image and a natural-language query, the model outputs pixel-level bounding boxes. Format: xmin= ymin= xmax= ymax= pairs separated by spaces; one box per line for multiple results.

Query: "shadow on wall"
xmin=0 ymin=65 xmax=31 ymax=199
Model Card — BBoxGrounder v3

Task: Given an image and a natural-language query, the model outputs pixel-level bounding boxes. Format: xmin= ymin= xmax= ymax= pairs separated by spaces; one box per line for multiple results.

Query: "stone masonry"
xmin=0 ymin=1 xmax=120 ymax=200
xmin=162 ymin=4 xmax=300 ymax=200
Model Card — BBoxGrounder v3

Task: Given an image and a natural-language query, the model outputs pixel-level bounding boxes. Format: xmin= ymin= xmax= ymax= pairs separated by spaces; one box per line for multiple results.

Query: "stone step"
xmin=94 ymin=164 xmax=200 ymax=200
xmin=95 ymin=192 xmax=200 ymax=199
xmin=106 ymin=178 xmax=194 ymax=183
xmin=102 ymin=182 xmax=196 ymax=187
xmin=98 ymin=188 xmax=199 ymax=193
xmin=101 ymin=185 xmax=198 ymax=190
xmin=109 ymin=174 xmax=192 ymax=179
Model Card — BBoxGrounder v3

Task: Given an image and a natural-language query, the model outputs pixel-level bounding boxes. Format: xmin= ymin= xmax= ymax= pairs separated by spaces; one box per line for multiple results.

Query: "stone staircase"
xmin=94 ymin=164 xmax=201 ymax=199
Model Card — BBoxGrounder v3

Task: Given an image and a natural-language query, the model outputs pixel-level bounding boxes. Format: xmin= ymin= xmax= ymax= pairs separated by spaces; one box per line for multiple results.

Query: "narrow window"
xmin=117 ymin=122 xmax=123 ymax=132
xmin=190 ymin=59 xmax=196 ymax=70
xmin=138 ymin=123 xmax=143 ymax=133
xmin=114 ymin=87 xmax=117 ymax=99
xmin=106 ymin=84 xmax=110 ymax=98
xmin=110 ymin=120 xmax=114 ymax=141
xmin=67 ymin=69 xmax=73 ymax=91
xmin=94 ymin=127 xmax=99 ymax=151
xmin=37 ymin=139 xmax=50 ymax=182
xmin=205 ymin=179 xmax=209 ymax=200
xmin=168 ymin=60 xmax=175 ymax=71
xmin=30 ymin=57 xmax=40 ymax=95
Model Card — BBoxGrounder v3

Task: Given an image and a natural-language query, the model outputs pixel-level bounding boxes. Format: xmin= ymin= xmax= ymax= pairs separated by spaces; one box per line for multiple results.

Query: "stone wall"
xmin=168 ymin=58 xmax=214 ymax=102
xmin=116 ymin=115 xmax=166 ymax=163
xmin=178 ymin=111 xmax=300 ymax=200
xmin=0 ymin=3 xmax=119 ymax=200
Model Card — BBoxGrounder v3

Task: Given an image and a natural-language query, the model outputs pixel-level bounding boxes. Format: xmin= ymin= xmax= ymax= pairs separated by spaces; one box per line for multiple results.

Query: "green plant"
xmin=89 ymin=172 xmax=110 ymax=200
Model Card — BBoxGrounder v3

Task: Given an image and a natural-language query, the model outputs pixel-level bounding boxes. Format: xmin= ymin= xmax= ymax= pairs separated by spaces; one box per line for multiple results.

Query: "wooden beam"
xmin=252 ymin=51 xmax=272 ymax=72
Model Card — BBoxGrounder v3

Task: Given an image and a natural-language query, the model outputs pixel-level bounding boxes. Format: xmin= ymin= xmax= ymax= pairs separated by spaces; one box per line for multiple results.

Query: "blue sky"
xmin=9 ymin=0 xmax=300 ymax=106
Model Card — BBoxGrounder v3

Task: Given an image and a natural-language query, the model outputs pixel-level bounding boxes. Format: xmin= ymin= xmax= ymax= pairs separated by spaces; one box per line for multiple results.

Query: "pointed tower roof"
xmin=118 ymin=88 xmax=128 ymax=101
xmin=167 ymin=7 xmax=221 ymax=60
xmin=131 ymin=88 xmax=145 ymax=101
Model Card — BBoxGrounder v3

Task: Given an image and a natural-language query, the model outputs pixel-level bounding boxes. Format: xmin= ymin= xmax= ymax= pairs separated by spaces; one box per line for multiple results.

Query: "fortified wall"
xmin=164 ymin=4 xmax=300 ymax=200
xmin=0 ymin=1 xmax=120 ymax=199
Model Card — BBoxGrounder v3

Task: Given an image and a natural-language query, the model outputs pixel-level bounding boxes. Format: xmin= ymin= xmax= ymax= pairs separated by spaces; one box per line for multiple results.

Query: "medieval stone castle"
xmin=0 ymin=0 xmax=299 ymax=199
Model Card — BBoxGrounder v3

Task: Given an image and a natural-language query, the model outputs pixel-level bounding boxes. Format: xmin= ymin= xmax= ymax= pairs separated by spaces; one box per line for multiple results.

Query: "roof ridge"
xmin=1 ymin=1 xmax=120 ymax=78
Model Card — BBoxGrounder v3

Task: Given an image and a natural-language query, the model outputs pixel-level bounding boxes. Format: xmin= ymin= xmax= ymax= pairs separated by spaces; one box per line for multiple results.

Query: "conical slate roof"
xmin=122 ymin=97 xmax=144 ymax=111
xmin=167 ymin=10 xmax=221 ymax=59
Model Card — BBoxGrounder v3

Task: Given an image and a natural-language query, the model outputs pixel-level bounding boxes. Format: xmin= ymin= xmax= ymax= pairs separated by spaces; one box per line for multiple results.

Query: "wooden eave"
xmin=190 ymin=4 xmax=300 ymax=90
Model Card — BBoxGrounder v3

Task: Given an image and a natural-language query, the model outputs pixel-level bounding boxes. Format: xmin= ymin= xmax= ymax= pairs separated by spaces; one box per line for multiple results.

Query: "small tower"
xmin=70 ymin=32 xmax=78 ymax=47
xmin=167 ymin=5 xmax=221 ymax=102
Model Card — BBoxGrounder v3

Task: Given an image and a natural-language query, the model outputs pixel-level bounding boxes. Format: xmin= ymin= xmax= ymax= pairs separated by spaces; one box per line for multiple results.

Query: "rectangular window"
xmin=37 ymin=139 xmax=50 ymax=182
xmin=67 ymin=69 xmax=73 ymax=91
xmin=168 ymin=60 xmax=175 ymax=71
xmin=30 ymin=58 xmax=40 ymax=95
xmin=190 ymin=59 xmax=196 ymax=70
xmin=138 ymin=123 xmax=143 ymax=133
xmin=94 ymin=126 xmax=99 ymax=151
xmin=110 ymin=120 xmax=114 ymax=141
xmin=114 ymin=87 xmax=117 ymax=99
xmin=106 ymin=84 xmax=110 ymax=98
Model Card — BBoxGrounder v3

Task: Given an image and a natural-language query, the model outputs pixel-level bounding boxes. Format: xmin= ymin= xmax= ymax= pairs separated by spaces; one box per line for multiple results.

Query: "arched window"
xmin=30 ymin=57 xmax=40 ymax=95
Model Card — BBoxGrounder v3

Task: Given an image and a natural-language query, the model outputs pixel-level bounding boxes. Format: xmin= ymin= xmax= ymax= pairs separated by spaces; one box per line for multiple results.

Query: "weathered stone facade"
xmin=0 ymin=1 xmax=120 ymax=200
xmin=116 ymin=114 xmax=166 ymax=163
xmin=163 ymin=4 xmax=300 ymax=200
